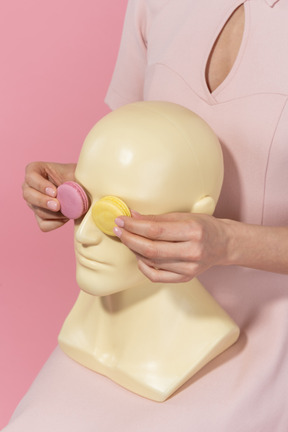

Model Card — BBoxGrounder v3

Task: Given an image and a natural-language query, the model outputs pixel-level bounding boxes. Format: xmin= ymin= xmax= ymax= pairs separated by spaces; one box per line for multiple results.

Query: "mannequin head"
xmin=74 ymin=101 xmax=223 ymax=296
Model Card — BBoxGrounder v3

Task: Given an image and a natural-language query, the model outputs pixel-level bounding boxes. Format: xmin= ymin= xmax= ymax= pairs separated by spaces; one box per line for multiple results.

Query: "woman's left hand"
xmin=114 ymin=211 xmax=231 ymax=283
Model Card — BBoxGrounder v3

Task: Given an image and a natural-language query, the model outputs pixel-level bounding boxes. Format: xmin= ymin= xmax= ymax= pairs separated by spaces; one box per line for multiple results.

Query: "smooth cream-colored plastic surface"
xmin=58 ymin=101 xmax=240 ymax=402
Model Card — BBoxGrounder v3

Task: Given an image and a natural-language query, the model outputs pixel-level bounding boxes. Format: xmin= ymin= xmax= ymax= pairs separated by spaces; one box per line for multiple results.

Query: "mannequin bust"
xmin=58 ymin=101 xmax=239 ymax=402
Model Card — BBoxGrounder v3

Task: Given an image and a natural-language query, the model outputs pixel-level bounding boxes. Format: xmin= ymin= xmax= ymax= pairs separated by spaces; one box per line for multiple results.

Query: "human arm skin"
xmin=114 ymin=212 xmax=288 ymax=283
xmin=22 ymin=162 xmax=76 ymax=232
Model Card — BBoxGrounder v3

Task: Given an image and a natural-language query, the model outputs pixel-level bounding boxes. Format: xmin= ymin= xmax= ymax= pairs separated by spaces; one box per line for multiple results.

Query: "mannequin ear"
xmin=191 ymin=196 xmax=216 ymax=215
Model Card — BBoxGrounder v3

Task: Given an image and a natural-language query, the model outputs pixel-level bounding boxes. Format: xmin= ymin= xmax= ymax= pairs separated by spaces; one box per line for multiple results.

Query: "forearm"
xmin=223 ymin=220 xmax=288 ymax=274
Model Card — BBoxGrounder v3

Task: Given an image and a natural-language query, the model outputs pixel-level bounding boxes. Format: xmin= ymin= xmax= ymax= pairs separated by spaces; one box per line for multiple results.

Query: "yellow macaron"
xmin=92 ymin=196 xmax=131 ymax=236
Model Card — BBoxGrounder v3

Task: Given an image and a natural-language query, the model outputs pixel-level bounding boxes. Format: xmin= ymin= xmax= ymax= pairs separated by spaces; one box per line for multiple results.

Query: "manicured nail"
xmin=45 ymin=187 xmax=56 ymax=197
xmin=113 ymin=227 xmax=122 ymax=238
xmin=115 ymin=217 xmax=124 ymax=228
xmin=131 ymin=210 xmax=141 ymax=217
xmin=47 ymin=200 xmax=58 ymax=211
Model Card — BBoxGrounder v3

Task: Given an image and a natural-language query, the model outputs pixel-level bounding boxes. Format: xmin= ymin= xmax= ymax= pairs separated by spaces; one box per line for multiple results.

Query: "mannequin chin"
xmin=58 ymin=101 xmax=239 ymax=402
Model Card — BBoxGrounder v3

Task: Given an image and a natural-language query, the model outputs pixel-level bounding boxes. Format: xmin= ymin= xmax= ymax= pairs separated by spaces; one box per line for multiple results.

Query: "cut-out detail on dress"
xmin=265 ymin=0 xmax=280 ymax=7
xmin=205 ymin=4 xmax=245 ymax=94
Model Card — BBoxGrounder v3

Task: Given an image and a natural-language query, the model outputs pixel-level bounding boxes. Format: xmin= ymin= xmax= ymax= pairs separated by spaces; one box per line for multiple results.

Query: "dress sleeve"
xmin=105 ymin=0 xmax=147 ymax=110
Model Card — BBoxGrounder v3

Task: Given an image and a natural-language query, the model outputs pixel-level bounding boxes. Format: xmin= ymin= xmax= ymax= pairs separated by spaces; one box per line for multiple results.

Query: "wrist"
xmin=219 ymin=218 xmax=243 ymax=267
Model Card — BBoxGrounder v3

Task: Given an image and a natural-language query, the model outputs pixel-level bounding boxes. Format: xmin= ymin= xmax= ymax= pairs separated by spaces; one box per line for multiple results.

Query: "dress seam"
xmin=145 ymin=62 xmax=288 ymax=105
xmin=261 ymin=95 xmax=288 ymax=224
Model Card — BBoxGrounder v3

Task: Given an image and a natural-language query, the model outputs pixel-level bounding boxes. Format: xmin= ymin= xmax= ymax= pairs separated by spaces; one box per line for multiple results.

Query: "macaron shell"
xmin=103 ymin=196 xmax=131 ymax=217
xmin=92 ymin=196 xmax=131 ymax=236
xmin=57 ymin=181 xmax=89 ymax=219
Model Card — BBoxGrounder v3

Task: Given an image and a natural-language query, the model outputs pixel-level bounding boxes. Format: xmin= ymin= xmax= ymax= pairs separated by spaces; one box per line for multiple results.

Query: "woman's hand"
xmin=114 ymin=211 xmax=288 ymax=282
xmin=22 ymin=161 xmax=77 ymax=232
xmin=114 ymin=212 xmax=231 ymax=283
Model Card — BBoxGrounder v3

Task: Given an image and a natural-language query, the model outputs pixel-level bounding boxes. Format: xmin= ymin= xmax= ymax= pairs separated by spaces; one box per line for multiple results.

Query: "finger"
xmin=24 ymin=166 xmax=57 ymax=197
xmin=130 ymin=211 xmax=192 ymax=222
xmin=23 ymin=184 xmax=60 ymax=212
xmin=118 ymin=229 xmax=198 ymax=261
xmin=137 ymin=260 xmax=191 ymax=283
xmin=35 ymin=214 xmax=68 ymax=232
xmin=115 ymin=216 xmax=197 ymax=242
xmin=135 ymin=254 xmax=200 ymax=277
xmin=32 ymin=205 xmax=68 ymax=221
xmin=26 ymin=203 xmax=65 ymax=219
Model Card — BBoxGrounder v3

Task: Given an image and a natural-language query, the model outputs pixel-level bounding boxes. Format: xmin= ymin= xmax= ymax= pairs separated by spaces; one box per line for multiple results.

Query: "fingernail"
xmin=113 ymin=227 xmax=122 ymax=238
xmin=115 ymin=217 xmax=124 ymax=228
xmin=131 ymin=210 xmax=141 ymax=217
xmin=45 ymin=187 xmax=56 ymax=197
xmin=47 ymin=200 xmax=58 ymax=211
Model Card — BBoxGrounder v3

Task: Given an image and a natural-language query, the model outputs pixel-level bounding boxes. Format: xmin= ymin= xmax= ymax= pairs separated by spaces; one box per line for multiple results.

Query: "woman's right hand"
xmin=22 ymin=162 xmax=77 ymax=232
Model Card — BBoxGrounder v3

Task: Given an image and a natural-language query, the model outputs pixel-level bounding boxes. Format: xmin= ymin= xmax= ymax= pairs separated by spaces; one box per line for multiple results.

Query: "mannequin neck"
xmin=58 ymin=278 xmax=239 ymax=401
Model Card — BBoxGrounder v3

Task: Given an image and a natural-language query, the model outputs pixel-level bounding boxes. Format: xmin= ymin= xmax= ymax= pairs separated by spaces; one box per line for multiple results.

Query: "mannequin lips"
xmin=75 ymin=249 xmax=107 ymax=267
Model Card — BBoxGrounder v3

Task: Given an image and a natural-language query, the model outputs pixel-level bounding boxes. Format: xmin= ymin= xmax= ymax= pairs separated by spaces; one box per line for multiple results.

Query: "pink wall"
xmin=0 ymin=0 xmax=128 ymax=428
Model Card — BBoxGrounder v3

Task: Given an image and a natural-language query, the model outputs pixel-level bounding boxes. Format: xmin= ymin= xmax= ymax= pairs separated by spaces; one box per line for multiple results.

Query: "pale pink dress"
xmin=4 ymin=0 xmax=288 ymax=430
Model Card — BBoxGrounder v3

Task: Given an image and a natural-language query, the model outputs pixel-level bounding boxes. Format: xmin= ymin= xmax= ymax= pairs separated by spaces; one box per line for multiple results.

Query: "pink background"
xmin=0 ymin=0 xmax=128 ymax=428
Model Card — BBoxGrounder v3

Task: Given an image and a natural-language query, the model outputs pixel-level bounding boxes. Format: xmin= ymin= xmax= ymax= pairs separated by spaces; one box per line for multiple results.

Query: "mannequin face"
xmin=74 ymin=102 xmax=223 ymax=296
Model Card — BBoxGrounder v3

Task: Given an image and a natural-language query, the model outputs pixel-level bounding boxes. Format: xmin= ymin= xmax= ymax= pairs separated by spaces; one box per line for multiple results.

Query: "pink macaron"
xmin=57 ymin=181 xmax=89 ymax=219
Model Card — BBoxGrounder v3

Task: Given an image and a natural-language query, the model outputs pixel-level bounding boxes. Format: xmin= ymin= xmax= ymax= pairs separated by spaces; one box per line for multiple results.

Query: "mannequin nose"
xmin=75 ymin=210 xmax=103 ymax=245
